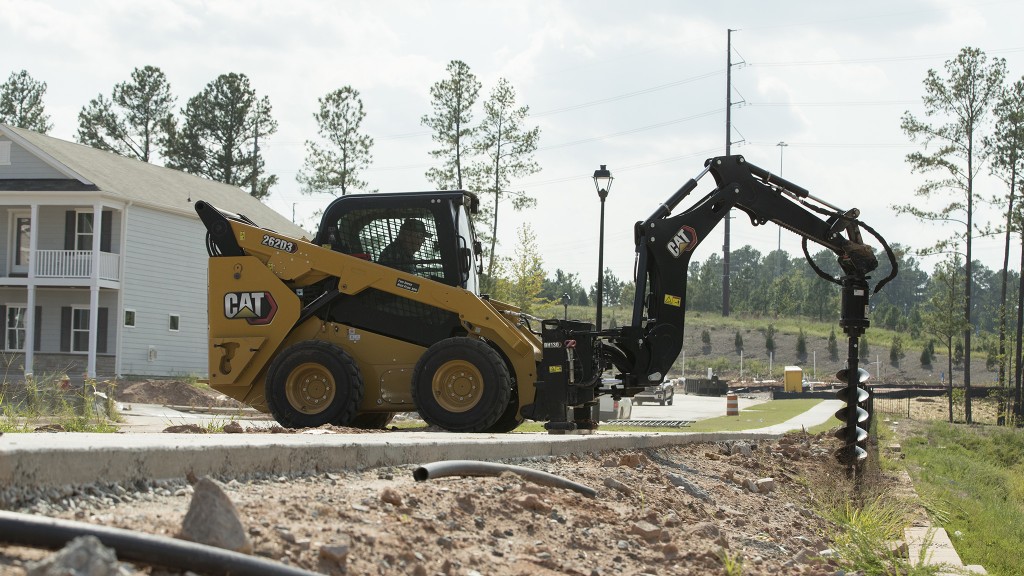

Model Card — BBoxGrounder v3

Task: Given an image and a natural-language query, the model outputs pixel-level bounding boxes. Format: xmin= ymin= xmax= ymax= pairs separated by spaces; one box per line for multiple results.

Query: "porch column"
xmin=86 ymin=203 xmax=101 ymax=378
xmin=24 ymin=204 xmax=39 ymax=377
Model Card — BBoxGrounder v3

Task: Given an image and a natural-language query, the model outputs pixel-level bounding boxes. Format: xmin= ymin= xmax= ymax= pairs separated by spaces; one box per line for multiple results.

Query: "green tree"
xmin=796 ymin=328 xmax=807 ymax=361
xmin=701 ymin=329 xmax=712 ymax=353
xmin=989 ymin=77 xmax=1024 ymax=421
xmin=471 ymin=78 xmax=541 ymax=277
xmin=493 ymin=223 xmax=545 ymax=313
xmin=889 ymin=335 xmax=905 ymax=367
xmin=76 ymin=65 xmax=175 ymax=162
xmin=925 ymin=256 xmax=970 ymax=422
xmin=828 ymin=328 xmax=839 ymax=361
xmin=0 ymin=70 xmax=52 ymax=132
xmin=164 ymin=73 xmax=278 ymax=200
xmin=297 ymin=86 xmax=374 ymax=197
xmin=765 ymin=324 xmax=776 ymax=355
xmin=920 ymin=346 xmax=933 ymax=368
xmin=589 ymin=268 xmax=624 ymax=307
xmin=897 ymin=47 xmax=1006 ymax=423
xmin=539 ymin=269 xmax=588 ymax=306
xmin=422 ymin=60 xmax=480 ymax=190
xmin=734 ymin=331 xmax=743 ymax=354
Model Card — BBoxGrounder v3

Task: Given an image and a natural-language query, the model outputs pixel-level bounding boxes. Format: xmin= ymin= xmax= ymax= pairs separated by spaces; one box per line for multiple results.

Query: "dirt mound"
xmin=114 ymin=380 xmax=246 ymax=409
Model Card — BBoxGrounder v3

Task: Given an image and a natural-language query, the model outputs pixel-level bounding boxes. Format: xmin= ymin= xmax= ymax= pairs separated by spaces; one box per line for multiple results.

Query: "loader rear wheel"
xmin=412 ymin=338 xmax=511 ymax=432
xmin=266 ymin=341 xmax=363 ymax=429
xmin=484 ymin=388 xmax=523 ymax=433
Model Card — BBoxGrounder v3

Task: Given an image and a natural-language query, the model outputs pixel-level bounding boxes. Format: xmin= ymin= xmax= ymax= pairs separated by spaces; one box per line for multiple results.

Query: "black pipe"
xmin=0 ymin=510 xmax=317 ymax=576
xmin=413 ymin=460 xmax=597 ymax=498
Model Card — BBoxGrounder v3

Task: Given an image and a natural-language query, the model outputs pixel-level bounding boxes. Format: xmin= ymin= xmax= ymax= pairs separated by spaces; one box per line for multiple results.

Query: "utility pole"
xmin=775 ymin=142 xmax=787 ymax=280
xmin=251 ymin=102 xmax=260 ymax=198
xmin=722 ymin=28 xmax=735 ymax=317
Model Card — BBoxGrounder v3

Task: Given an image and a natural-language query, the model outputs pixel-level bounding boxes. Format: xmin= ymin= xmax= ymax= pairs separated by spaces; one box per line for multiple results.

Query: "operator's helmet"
xmin=402 ymin=218 xmax=427 ymax=238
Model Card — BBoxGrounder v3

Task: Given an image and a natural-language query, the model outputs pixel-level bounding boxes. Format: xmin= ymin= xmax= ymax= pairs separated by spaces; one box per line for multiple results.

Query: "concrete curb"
xmin=0 ymin=431 xmax=780 ymax=490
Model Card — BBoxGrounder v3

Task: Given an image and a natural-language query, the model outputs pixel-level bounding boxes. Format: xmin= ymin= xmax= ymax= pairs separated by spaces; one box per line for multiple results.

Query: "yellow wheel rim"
xmin=432 ymin=360 xmax=483 ymax=413
xmin=285 ymin=362 xmax=336 ymax=415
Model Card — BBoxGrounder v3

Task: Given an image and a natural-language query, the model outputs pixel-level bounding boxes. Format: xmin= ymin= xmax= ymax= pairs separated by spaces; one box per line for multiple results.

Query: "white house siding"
xmin=0 ymin=287 xmax=117 ymax=376
xmin=119 ymin=204 xmax=207 ymax=377
xmin=0 ymin=136 xmax=66 ymax=179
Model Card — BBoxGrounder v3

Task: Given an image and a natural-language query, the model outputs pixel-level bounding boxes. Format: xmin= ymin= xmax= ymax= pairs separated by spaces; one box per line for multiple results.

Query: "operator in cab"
xmin=379 ymin=218 xmax=429 ymax=274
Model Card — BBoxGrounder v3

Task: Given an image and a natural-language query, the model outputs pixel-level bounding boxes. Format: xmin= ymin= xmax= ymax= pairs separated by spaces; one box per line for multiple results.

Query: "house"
xmin=0 ymin=124 xmax=307 ymax=380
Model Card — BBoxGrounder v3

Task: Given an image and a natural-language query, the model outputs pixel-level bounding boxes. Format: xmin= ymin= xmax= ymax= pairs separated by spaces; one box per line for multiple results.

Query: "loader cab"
xmin=314 ymin=191 xmax=482 ymax=293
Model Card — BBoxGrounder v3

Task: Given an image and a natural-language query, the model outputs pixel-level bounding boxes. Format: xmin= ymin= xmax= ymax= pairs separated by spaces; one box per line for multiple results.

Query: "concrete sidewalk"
xmin=745 ymin=399 xmax=843 ymax=434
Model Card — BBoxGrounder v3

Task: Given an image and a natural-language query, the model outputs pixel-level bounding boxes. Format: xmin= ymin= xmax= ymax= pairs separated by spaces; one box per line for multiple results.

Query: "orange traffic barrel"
xmin=726 ymin=394 xmax=739 ymax=416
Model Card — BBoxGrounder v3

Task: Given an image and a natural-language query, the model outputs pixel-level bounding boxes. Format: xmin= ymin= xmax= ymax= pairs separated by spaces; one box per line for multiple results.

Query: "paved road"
xmin=630 ymin=393 xmax=769 ymax=422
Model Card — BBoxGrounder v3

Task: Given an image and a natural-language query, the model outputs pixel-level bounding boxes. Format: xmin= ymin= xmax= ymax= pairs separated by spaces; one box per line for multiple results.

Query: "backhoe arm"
xmin=608 ymin=155 xmax=894 ymax=389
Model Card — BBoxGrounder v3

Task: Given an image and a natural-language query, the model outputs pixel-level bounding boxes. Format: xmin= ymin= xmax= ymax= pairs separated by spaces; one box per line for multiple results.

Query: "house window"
xmin=72 ymin=307 xmax=90 ymax=352
xmin=0 ymin=141 xmax=10 ymax=165
xmin=75 ymin=212 xmax=94 ymax=250
xmin=124 ymin=310 xmax=136 ymax=328
xmin=5 ymin=306 xmax=26 ymax=351
xmin=169 ymin=314 xmax=180 ymax=332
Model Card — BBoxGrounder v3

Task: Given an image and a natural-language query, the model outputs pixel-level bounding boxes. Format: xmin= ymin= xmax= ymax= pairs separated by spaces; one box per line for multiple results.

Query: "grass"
xmin=0 ymin=372 xmax=120 ymax=433
xmin=682 ymin=399 xmax=822 ymax=432
xmin=901 ymin=422 xmax=1024 ymax=576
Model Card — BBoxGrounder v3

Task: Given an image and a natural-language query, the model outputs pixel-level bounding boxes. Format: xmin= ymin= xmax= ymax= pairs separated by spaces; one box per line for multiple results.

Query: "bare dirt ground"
xmin=0 ymin=383 xmax=896 ymax=575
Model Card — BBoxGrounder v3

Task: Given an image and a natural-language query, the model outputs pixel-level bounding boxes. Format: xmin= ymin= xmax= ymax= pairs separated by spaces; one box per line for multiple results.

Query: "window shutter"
xmin=97 ymin=307 xmax=108 ymax=354
xmin=60 ymin=306 xmax=71 ymax=352
xmin=0 ymin=305 xmax=5 ymax=349
xmin=65 ymin=211 xmax=75 ymax=250
xmin=34 ymin=306 xmax=42 ymax=352
xmin=101 ymin=211 xmax=112 ymax=252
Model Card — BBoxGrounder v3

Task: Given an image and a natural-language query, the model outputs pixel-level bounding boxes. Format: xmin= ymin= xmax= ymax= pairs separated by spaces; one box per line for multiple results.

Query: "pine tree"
xmin=0 ymin=70 xmax=52 ymax=132
xmin=422 ymin=60 xmax=480 ymax=190
xmin=828 ymin=328 xmax=839 ymax=361
xmin=796 ymin=328 xmax=807 ymax=361
xmin=734 ymin=331 xmax=743 ymax=354
xmin=297 ymin=86 xmax=374 ymax=197
xmin=163 ymin=72 xmax=278 ymax=200
xmin=471 ymin=78 xmax=541 ymax=278
xmin=77 ymin=65 xmax=175 ymax=162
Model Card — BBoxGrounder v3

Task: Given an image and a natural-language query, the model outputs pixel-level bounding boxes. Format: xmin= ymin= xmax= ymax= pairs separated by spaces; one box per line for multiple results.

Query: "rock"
xmin=163 ymin=424 xmax=205 ymax=433
xmin=319 ymin=536 xmax=352 ymax=571
xmin=731 ymin=443 xmax=753 ymax=457
xmin=667 ymin=473 xmax=712 ymax=502
xmin=456 ymin=493 xmax=476 ymax=514
xmin=26 ymin=535 xmax=126 ymax=576
xmin=223 ymin=421 xmax=244 ymax=433
xmin=662 ymin=543 xmax=680 ymax=559
xmin=514 ymin=494 xmax=552 ymax=513
xmin=380 ymin=487 xmax=403 ymax=507
xmin=744 ymin=478 xmax=758 ymax=493
xmin=686 ymin=521 xmax=720 ymax=539
xmin=755 ymin=478 xmax=775 ymax=493
xmin=177 ymin=477 xmax=253 ymax=554
xmin=618 ymin=453 xmax=645 ymax=468
xmin=603 ymin=477 xmax=632 ymax=496
xmin=629 ymin=520 xmax=662 ymax=542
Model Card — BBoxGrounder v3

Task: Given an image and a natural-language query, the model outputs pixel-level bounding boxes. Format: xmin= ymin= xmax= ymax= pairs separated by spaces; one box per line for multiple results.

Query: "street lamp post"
xmin=562 ymin=293 xmax=570 ymax=321
xmin=593 ymin=165 xmax=613 ymax=330
xmin=775 ymin=142 xmax=787 ymax=272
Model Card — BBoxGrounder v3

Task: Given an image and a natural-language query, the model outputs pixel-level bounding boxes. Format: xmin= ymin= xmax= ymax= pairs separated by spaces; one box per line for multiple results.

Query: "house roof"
xmin=0 ymin=124 xmax=307 ymax=238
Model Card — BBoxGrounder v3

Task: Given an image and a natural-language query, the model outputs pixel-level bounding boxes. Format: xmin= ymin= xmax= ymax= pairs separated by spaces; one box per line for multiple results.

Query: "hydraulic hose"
xmin=0 ymin=510 xmax=317 ymax=576
xmin=413 ymin=460 xmax=597 ymax=498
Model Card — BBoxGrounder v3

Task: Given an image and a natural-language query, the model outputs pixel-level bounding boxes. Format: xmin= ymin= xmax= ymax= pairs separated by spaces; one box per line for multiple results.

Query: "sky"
xmin=5 ymin=0 xmax=1024 ymax=290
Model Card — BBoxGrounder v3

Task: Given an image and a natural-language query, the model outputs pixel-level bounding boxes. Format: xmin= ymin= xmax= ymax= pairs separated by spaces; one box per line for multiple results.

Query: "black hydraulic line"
xmin=0 ymin=510 xmax=317 ymax=576
xmin=413 ymin=460 xmax=597 ymax=498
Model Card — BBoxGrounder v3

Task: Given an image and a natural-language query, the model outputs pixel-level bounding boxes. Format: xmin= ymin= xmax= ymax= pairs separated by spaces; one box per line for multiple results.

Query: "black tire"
xmin=634 ymin=400 xmax=642 ymax=406
xmin=265 ymin=341 xmax=363 ymax=429
xmin=659 ymin=399 xmax=666 ymax=406
xmin=412 ymin=338 xmax=512 ymax=432
xmin=484 ymin=388 xmax=523 ymax=433
xmin=667 ymin=393 xmax=674 ymax=406
xmin=348 ymin=412 xmax=396 ymax=429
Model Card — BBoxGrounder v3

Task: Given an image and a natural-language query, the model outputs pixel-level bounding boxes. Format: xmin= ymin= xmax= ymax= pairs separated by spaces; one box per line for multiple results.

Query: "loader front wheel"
xmin=412 ymin=338 xmax=511 ymax=432
xmin=266 ymin=341 xmax=363 ymax=429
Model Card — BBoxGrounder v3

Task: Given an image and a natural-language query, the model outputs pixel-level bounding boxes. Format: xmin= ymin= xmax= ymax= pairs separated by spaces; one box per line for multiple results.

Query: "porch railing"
xmin=34 ymin=250 xmax=121 ymax=281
